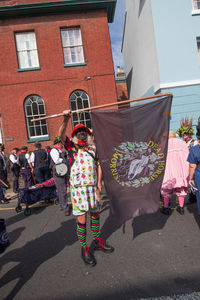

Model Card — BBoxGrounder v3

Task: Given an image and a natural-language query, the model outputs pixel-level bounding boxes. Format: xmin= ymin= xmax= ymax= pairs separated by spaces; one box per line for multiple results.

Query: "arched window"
xmin=24 ymin=95 xmax=48 ymax=139
xmin=69 ymin=90 xmax=91 ymax=128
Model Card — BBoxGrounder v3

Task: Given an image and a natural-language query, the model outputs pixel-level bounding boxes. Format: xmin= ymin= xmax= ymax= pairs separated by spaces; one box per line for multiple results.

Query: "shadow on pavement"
xmin=8 ymin=226 xmax=26 ymax=245
xmin=100 ymin=208 xmax=122 ymax=241
xmin=60 ymin=275 xmax=200 ymax=300
xmin=6 ymin=206 xmax=47 ymax=226
xmin=132 ymin=210 xmax=170 ymax=240
xmin=0 ymin=219 xmax=77 ymax=300
xmin=100 ymin=203 xmax=170 ymax=241
xmin=186 ymin=202 xmax=200 ymax=229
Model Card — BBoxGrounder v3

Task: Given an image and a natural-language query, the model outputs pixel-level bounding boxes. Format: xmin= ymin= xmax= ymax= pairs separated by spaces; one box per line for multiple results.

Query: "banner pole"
xmin=31 ymin=93 xmax=172 ymax=123
xmin=0 ymin=178 xmax=9 ymax=188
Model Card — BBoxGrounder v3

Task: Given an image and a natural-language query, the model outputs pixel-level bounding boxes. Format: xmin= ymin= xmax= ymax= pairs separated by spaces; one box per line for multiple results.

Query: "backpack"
xmin=50 ymin=148 xmax=70 ymax=177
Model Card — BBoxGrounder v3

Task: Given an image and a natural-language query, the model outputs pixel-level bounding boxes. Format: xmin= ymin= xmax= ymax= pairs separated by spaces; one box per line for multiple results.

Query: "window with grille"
xmin=61 ymin=27 xmax=85 ymax=65
xmin=193 ymin=0 xmax=200 ymax=9
xmin=197 ymin=37 xmax=200 ymax=63
xmin=15 ymin=32 xmax=40 ymax=69
xmin=69 ymin=90 xmax=91 ymax=128
xmin=24 ymin=95 xmax=48 ymax=139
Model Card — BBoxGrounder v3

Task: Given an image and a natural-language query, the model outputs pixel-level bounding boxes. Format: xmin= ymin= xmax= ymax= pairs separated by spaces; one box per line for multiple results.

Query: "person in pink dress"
xmin=161 ymin=132 xmax=189 ymax=215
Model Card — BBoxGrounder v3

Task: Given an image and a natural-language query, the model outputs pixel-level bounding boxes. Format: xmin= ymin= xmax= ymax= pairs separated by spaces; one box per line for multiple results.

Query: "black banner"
xmin=91 ymin=95 xmax=173 ymax=225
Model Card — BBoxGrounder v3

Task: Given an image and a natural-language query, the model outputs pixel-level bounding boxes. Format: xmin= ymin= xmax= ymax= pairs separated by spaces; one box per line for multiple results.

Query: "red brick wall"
xmin=116 ymin=81 xmax=128 ymax=102
xmin=0 ymin=9 xmax=117 ymax=154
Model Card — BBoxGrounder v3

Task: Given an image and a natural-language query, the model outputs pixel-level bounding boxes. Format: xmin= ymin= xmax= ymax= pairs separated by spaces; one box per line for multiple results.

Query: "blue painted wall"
xmin=161 ymin=85 xmax=200 ymax=133
xmin=151 ymin=0 xmax=200 ymax=134
xmin=151 ymin=0 xmax=200 ymax=83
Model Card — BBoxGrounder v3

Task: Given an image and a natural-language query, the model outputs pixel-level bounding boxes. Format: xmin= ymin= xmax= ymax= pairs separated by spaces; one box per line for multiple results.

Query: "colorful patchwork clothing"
xmin=65 ymin=137 xmax=99 ymax=215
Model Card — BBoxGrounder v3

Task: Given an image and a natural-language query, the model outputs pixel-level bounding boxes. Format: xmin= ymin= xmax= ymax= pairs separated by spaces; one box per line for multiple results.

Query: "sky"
xmin=109 ymin=0 xmax=126 ymax=75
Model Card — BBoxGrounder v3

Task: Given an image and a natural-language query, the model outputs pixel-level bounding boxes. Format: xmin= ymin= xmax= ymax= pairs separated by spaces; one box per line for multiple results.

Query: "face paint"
xmin=76 ymin=129 xmax=88 ymax=141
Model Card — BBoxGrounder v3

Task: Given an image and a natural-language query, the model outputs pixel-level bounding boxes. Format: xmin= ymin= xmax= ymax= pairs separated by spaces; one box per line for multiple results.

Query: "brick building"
xmin=115 ymin=66 xmax=128 ymax=108
xmin=0 ymin=0 xmax=117 ymax=153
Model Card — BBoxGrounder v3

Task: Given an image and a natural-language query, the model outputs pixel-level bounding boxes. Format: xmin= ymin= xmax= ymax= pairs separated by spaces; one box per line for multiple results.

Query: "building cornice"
xmin=154 ymin=79 xmax=200 ymax=93
xmin=0 ymin=0 xmax=116 ymax=22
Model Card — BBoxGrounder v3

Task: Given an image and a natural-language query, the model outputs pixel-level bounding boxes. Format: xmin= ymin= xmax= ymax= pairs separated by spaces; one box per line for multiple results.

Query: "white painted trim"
xmin=154 ymin=79 xmax=200 ymax=92
xmin=191 ymin=9 xmax=200 ymax=15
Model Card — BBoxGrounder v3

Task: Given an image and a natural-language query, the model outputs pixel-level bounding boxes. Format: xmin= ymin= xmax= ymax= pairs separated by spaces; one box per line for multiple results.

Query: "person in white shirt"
xmin=50 ymin=138 xmax=70 ymax=216
xmin=9 ymin=148 xmax=20 ymax=193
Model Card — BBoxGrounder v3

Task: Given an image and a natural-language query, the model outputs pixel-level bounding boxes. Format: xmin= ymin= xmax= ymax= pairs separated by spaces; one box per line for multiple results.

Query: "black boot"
xmin=160 ymin=207 xmax=171 ymax=215
xmin=176 ymin=206 xmax=184 ymax=215
xmin=81 ymin=246 xmax=96 ymax=266
xmin=94 ymin=237 xmax=114 ymax=253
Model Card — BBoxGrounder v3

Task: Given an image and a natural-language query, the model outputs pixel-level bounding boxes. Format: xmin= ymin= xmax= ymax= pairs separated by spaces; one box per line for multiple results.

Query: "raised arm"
xmin=58 ymin=110 xmax=72 ymax=144
xmin=97 ymin=164 xmax=103 ymax=192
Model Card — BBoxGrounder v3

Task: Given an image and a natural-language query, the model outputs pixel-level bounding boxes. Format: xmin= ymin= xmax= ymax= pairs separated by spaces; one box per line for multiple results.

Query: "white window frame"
xmin=197 ymin=37 xmax=200 ymax=64
xmin=24 ymin=95 xmax=48 ymax=139
xmin=61 ymin=27 xmax=85 ymax=65
xmin=69 ymin=90 xmax=91 ymax=128
xmin=15 ymin=31 xmax=40 ymax=70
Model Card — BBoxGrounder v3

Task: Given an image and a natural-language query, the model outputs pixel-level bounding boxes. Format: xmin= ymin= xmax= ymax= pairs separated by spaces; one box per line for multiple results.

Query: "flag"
xmin=91 ymin=95 xmax=173 ymax=225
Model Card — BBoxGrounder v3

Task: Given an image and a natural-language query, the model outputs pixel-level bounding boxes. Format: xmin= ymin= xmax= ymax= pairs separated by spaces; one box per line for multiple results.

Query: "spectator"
xmin=50 ymin=138 xmax=70 ymax=216
xmin=19 ymin=146 xmax=34 ymax=189
xmin=161 ymin=132 xmax=189 ymax=215
xmin=30 ymin=142 xmax=50 ymax=183
xmin=9 ymin=147 xmax=20 ymax=193
xmin=187 ymin=125 xmax=200 ymax=214
xmin=45 ymin=146 xmax=52 ymax=178
xmin=0 ymin=145 xmax=9 ymax=204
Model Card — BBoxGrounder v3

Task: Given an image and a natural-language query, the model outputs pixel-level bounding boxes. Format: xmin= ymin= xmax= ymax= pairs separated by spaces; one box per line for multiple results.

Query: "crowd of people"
xmin=0 ymin=143 xmax=53 ymax=205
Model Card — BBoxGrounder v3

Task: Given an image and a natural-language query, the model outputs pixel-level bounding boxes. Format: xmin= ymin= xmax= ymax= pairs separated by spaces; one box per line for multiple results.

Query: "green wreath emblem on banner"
xmin=110 ymin=141 xmax=160 ymax=188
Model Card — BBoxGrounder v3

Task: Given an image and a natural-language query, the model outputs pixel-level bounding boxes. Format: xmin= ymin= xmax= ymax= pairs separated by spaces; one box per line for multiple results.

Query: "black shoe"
xmin=176 ymin=206 xmax=184 ymax=215
xmin=0 ymin=199 xmax=9 ymax=204
xmin=81 ymin=246 xmax=96 ymax=266
xmin=160 ymin=207 xmax=171 ymax=215
xmin=94 ymin=237 xmax=114 ymax=253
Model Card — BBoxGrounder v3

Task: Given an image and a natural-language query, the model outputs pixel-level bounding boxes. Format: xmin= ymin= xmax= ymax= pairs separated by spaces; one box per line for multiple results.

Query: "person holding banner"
xmin=58 ymin=110 xmax=114 ymax=267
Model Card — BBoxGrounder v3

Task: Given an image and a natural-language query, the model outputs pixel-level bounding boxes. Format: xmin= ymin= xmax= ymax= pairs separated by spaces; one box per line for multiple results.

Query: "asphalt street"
xmin=1 ymin=181 xmax=200 ymax=300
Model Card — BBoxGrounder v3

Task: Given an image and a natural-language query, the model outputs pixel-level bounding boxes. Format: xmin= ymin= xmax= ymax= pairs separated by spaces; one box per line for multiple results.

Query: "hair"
xmin=0 ymin=143 xmax=5 ymax=151
xmin=196 ymin=125 xmax=200 ymax=139
xmin=21 ymin=146 xmax=28 ymax=151
xmin=53 ymin=139 xmax=61 ymax=145
xmin=12 ymin=147 xmax=19 ymax=152
xmin=35 ymin=142 xmax=41 ymax=148
xmin=169 ymin=131 xmax=176 ymax=138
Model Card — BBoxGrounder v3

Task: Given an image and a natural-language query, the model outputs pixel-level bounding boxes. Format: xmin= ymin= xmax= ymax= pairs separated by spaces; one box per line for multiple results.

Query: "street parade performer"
xmin=58 ymin=110 xmax=114 ymax=266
